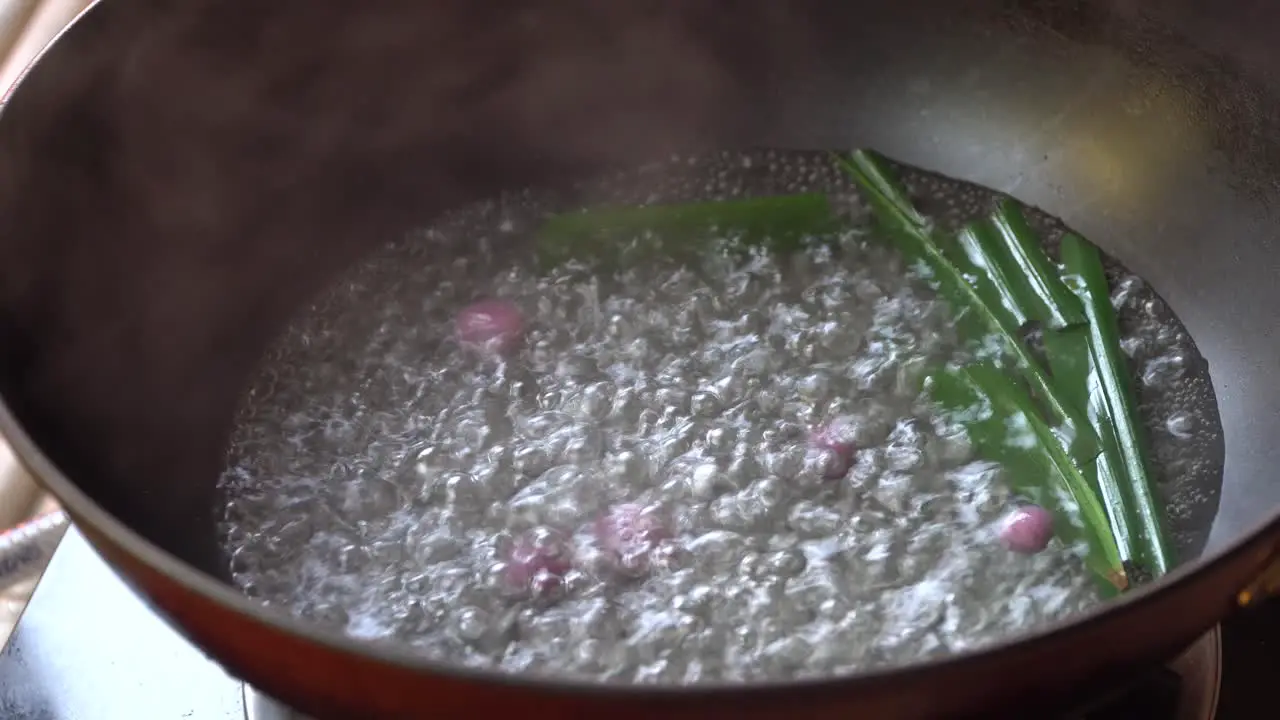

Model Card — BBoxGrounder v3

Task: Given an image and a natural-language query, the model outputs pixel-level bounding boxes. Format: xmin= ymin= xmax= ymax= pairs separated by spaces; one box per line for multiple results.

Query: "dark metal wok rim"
xmin=4 ymin=0 xmax=1278 ymax=699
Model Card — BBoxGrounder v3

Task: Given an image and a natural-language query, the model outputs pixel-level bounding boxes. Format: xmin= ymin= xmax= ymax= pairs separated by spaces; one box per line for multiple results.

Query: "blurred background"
xmin=0 ymin=0 xmax=97 ymax=644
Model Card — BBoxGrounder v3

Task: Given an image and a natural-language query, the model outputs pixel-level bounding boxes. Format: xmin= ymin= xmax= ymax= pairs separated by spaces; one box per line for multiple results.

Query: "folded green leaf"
xmin=955 ymin=220 xmax=1039 ymax=330
xmin=986 ymin=200 xmax=1088 ymax=330
xmin=1043 ymin=325 xmax=1142 ymax=572
xmin=956 ymin=202 xmax=1098 ymax=465
xmin=535 ymin=194 xmax=840 ymax=269
xmin=928 ymin=363 xmax=1127 ymax=594
xmin=1059 ymin=233 xmax=1172 ymax=577
xmin=836 ymin=149 xmax=1099 ymax=465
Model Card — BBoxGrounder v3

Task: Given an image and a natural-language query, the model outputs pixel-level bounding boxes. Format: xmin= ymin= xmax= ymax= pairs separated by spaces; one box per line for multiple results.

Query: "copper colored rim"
xmin=242 ymin=628 xmax=1225 ymax=720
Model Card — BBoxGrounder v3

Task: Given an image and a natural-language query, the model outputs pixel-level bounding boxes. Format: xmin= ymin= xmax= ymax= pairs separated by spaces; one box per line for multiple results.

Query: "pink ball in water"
xmin=809 ymin=419 xmax=858 ymax=480
xmin=1000 ymin=505 xmax=1055 ymax=554
xmin=594 ymin=503 xmax=672 ymax=576
xmin=503 ymin=527 xmax=573 ymax=598
xmin=456 ymin=299 xmax=524 ymax=353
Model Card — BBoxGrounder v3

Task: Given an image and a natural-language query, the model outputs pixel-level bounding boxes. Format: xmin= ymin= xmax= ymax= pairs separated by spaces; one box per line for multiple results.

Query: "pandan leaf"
xmin=836 ymin=149 xmax=1099 ymax=466
xmin=928 ymin=363 xmax=1127 ymax=594
xmin=536 ymin=194 xmax=841 ymax=270
xmin=1059 ymin=233 xmax=1172 ymax=578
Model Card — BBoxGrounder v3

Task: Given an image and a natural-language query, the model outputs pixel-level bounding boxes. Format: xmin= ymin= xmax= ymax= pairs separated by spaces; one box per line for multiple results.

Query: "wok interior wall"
xmin=0 ymin=0 xmax=1271 ymax=582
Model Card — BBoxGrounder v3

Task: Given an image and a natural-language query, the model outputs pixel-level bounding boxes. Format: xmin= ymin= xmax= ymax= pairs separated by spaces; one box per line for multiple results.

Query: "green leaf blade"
xmin=1043 ymin=326 xmax=1141 ymax=571
xmin=987 ymin=200 xmax=1088 ymax=330
xmin=535 ymin=193 xmax=840 ymax=270
xmin=838 ymin=149 xmax=1099 ymax=466
xmin=928 ymin=364 xmax=1127 ymax=595
xmin=955 ymin=220 xmax=1035 ymax=330
xmin=1059 ymin=234 xmax=1173 ymax=577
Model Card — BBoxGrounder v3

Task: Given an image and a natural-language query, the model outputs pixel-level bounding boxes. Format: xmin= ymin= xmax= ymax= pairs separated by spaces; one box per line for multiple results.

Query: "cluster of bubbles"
xmin=218 ymin=149 xmax=1221 ymax=684
xmin=1106 ymin=275 xmax=1223 ymax=546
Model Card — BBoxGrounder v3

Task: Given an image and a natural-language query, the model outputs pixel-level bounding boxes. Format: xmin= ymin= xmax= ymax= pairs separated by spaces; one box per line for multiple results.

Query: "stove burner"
xmin=241 ymin=628 xmax=1221 ymax=720
xmin=1165 ymin=626 xmax=1222 ymax=720
xmin=1064 ymin=627 xmax=1220 ymax=720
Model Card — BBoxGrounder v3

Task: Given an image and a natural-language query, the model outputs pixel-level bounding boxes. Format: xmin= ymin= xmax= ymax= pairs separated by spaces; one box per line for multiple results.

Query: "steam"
xmin=0 ymin=0 xmax=816 ymax=567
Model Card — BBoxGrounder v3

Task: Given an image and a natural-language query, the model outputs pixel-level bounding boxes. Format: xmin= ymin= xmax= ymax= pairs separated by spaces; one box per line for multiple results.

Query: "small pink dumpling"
xmin=809 ymin=418 xmax=857 ymax=480
xmin=503 ymin=527 xmax=573 ymax=598
xmin=456 ymin=299 xmax=524 ymax=353
xmin=1000 ymin=505 xmax=1054 ymax=554
xmin=594 ymin=503 xmax=672 ymax=576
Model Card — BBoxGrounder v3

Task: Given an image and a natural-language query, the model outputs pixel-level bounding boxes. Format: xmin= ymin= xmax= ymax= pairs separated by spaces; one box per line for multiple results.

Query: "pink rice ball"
xmin=503 ymin=528 xmax=573 ymax=598
xmin=1000 ymin=505 xmax=1055 ymax=554
xmin=455 ymin=299 xmax=524 ymax=354
xmin=809 ymin=419 xmax=858 ymax=480
xmin=594 ymin=503 xmax=672 ymax=576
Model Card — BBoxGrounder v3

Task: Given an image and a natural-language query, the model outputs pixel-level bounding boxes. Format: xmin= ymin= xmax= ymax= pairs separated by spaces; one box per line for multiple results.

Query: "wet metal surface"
xmin=0 ymin=529 xmax=243 ymax=720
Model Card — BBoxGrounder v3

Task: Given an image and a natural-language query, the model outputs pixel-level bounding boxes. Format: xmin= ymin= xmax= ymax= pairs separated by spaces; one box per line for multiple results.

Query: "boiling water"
xmin=218 ymin=150 xmax=1222 ymax=683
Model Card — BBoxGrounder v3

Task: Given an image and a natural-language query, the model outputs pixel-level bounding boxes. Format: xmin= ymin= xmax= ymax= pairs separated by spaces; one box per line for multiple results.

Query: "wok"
xmin=0 ymin=0 xmax=1278 ymax=717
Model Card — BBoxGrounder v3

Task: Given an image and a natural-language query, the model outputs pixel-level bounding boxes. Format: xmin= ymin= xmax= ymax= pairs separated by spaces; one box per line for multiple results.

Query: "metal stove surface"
xmin=0 ymin=528 xmax=1275 ymax=720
